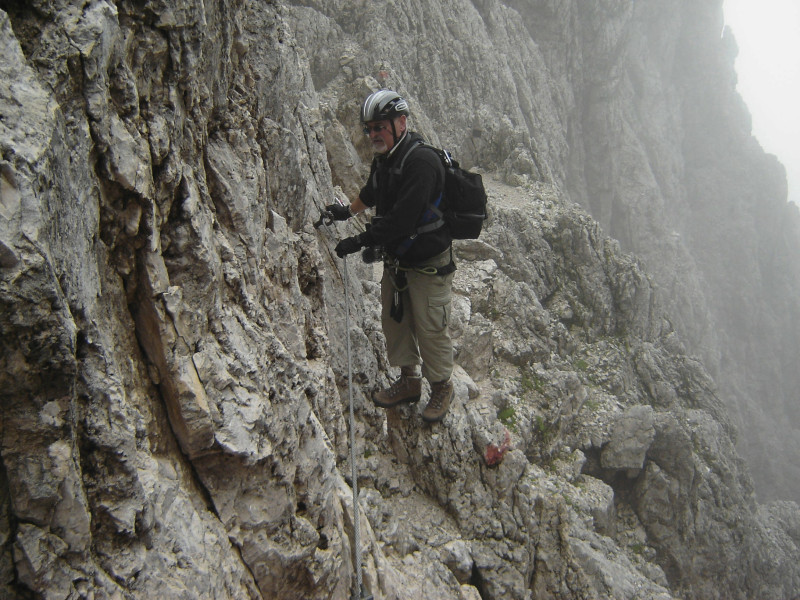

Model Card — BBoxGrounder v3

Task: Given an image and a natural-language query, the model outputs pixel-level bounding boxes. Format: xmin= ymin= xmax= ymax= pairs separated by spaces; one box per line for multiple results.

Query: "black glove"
xmin=335 ymin=234 xmax=365 ymax=258
xmin=325 ymin=203 xmax=351 ymax=221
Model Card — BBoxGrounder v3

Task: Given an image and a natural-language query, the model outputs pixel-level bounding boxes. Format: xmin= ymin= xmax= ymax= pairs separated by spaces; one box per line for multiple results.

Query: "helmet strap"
xmin=390 ymin=115 xmax=406 ymax=146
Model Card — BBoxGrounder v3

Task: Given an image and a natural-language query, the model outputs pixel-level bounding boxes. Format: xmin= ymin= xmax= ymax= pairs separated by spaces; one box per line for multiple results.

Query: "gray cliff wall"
xmin=1 ymin=1 xmax=799 ymax=599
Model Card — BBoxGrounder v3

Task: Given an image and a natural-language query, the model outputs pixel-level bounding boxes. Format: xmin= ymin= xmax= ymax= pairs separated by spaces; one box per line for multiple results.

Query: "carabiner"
xmin=313 ymin=210 xmax=335 ymax=228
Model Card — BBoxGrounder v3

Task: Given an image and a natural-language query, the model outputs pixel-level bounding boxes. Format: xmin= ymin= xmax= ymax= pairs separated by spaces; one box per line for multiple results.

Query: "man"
xmin=326 ymin=89 xmax=455 ymax=423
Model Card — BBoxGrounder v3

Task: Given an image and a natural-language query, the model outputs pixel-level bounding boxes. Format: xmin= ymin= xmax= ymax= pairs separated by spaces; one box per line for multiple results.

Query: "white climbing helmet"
xmin=360 ymin=89 xmax=409 ymax=123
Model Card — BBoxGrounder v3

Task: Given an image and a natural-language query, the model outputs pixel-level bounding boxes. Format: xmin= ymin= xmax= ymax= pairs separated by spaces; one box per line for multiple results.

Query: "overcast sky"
xmin=723 ymin=0 xmax=800 ymax=205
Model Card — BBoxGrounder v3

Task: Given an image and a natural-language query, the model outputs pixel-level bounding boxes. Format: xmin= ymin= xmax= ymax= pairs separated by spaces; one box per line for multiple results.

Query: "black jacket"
xmin=359 ymin=132 xmax=451 ymax=264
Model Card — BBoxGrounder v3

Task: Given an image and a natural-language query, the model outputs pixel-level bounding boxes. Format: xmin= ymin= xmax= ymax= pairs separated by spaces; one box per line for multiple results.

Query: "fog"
xmin=724 ymin=0 xmax=800 ymax=205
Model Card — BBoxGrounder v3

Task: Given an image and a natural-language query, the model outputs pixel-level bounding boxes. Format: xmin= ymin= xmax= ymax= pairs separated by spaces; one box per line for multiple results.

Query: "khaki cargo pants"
xmin=380 ymin=248 xmax=455 ymax=383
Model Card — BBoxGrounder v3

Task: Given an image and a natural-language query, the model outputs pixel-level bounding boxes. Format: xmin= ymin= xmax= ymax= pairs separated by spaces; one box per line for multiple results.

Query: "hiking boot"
xmin=422 ymin=379 xmax=453 ymax=423
xmin=373 ymin=367 xmax=422 ymax=408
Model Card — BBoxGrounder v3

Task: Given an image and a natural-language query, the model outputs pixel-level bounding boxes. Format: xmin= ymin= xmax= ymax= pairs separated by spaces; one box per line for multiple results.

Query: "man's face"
xmin=364 ymin=116 xmax=405 ymax=154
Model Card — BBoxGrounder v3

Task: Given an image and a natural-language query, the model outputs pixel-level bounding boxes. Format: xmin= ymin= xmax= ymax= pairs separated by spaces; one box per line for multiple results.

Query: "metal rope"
xmin=314 ymin=210 xmax=370 ymax=599
xmin=344 ymin=255 xmax=369 ymax=600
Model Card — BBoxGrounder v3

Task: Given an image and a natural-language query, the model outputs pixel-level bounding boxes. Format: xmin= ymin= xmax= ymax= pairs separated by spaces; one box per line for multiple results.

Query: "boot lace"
xmin=428 ymin=385 xmax=446 ymax=409
xmin=387 ymin=375 xmax=410 ymax=396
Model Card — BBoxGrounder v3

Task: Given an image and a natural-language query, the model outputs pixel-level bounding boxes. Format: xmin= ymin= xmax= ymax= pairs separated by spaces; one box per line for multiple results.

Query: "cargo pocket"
xmin=428 ymin=292 xmax=451 ymax=329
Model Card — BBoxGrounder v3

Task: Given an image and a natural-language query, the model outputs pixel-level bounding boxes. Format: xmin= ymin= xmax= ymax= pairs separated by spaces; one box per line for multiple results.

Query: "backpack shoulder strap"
xmin=373 ymin=139 xmax=425 ymax=192
xmin=395 ymin=139 xmax=427 ymax=175
xmin=406 ymin=142 xmax=446 ymax=235
xmin=377 ymin=140 xmax=448 ymax=252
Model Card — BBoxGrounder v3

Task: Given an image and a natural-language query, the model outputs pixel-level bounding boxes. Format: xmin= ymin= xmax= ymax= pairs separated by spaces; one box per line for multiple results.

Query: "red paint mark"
xmin=485 ymin=428 xmax=512 ymax=466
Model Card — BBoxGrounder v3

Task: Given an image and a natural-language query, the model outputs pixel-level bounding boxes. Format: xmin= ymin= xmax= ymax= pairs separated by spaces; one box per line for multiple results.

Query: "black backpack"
xmin=395 ymin=141 xmax=488 ymax=239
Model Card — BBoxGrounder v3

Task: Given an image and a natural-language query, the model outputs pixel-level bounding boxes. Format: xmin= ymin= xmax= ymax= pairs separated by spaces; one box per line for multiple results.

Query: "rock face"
xmin=1 ymin=1 xmax=799 ymax=600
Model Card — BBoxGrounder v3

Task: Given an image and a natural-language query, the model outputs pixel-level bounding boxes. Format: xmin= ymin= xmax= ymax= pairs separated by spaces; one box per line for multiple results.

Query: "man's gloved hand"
xmin=325 ymin=203 xmax=351 ymax=221
xmin=335 ymin=234 xmax=364 ymax=258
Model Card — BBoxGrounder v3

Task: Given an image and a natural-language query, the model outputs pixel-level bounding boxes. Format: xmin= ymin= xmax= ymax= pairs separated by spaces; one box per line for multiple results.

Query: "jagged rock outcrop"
xmin=2 ymin=1 xmax=800 ymax=599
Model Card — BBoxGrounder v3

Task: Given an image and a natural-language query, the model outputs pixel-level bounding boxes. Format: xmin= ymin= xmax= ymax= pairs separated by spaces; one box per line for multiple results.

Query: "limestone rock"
xmin=601 ymin=405 xmax=656 ymax=476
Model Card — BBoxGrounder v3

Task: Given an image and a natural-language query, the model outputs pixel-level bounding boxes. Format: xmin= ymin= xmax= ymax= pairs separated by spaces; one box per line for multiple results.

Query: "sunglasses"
xmin=362 ymin=123 xmax=388 ymax=135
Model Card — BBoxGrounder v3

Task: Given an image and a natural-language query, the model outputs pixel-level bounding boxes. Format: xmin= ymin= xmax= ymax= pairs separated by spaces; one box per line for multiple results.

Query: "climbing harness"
xmin=314 ymin=211 xmax=372 ymax=600
xmin=384 ymin=250 xmax=456 ymax=323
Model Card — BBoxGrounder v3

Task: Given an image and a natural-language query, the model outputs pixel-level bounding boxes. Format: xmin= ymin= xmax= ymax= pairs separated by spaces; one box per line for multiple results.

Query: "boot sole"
xmin=372 ymin=394 xmax=421 ymax=409
xmin=421 ymin=410 xmax=448 ymax=423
